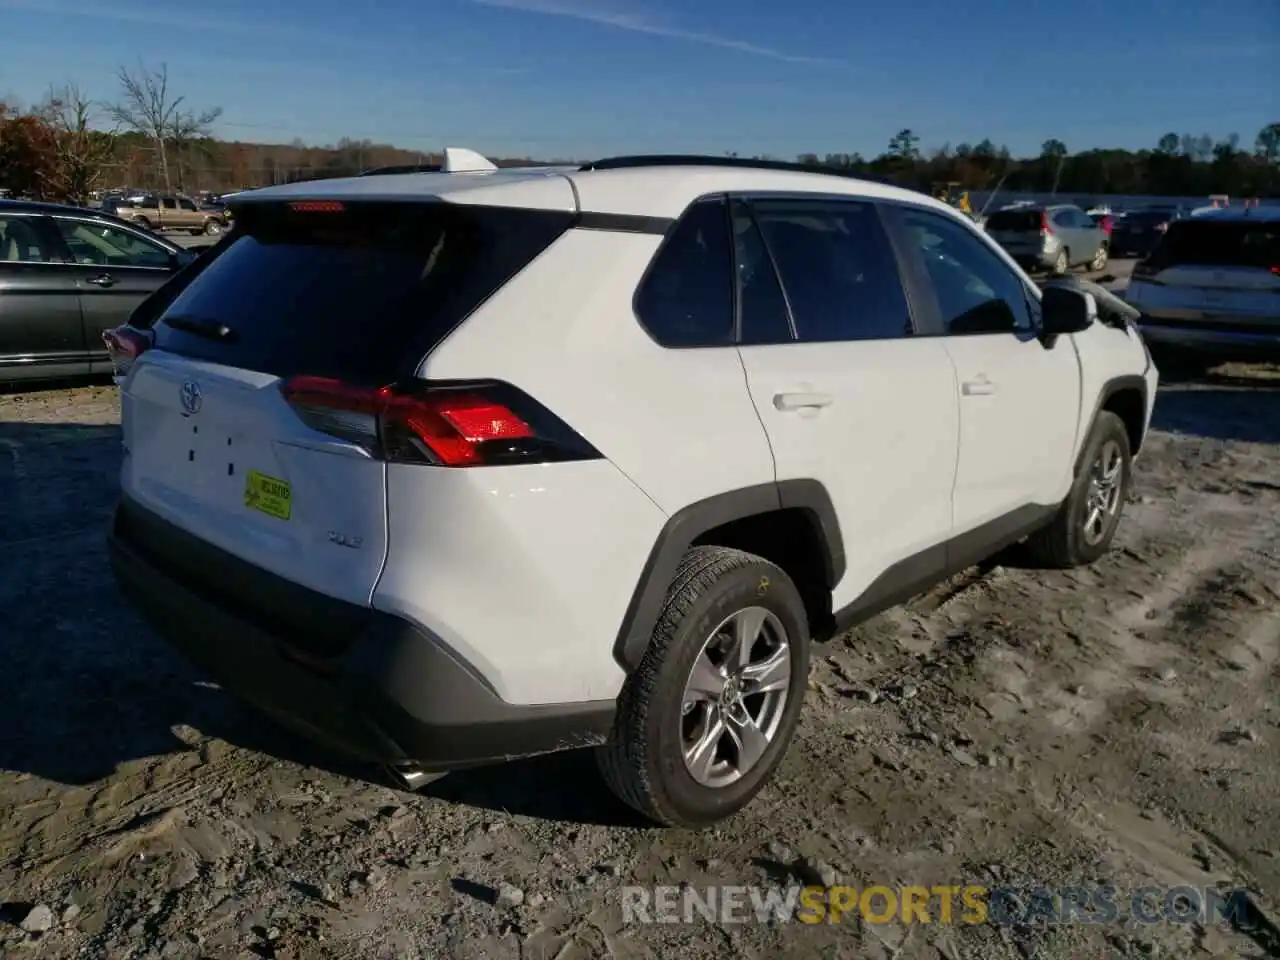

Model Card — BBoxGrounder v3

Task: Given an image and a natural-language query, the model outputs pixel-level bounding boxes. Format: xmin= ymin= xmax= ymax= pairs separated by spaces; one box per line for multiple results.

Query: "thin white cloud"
xmin=469 ymin=0 xmax=834 ymax=65
xmin=0 ymin=0 xmax=266 ymax=33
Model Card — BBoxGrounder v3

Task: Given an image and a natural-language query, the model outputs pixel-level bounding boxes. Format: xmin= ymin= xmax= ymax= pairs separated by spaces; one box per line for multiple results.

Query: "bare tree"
xmin=108 ymin=62 xmax=221 ymax=192
xmin=39 ymin=84 xmax=116 ymax=204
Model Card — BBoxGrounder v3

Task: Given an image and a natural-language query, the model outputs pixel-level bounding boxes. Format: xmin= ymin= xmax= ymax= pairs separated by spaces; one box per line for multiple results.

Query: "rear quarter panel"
xmin=397 ymin=228 xmax=777 ymax=705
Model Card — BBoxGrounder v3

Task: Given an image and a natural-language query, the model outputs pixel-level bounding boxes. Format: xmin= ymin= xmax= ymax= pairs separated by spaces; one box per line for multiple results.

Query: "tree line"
xmin=2 ymin=64 xmax=1277 ymax=204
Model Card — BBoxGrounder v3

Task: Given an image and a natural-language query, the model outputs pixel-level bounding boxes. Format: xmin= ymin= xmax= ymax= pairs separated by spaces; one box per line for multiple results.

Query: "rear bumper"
xmin=1136 ymin=315 xmax=1280 ymax=361
xmin=108 ymin=496 xmax=616 ymax=771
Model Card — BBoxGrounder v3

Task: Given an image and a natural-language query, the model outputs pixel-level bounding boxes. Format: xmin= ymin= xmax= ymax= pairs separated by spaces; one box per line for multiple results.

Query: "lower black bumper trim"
xmin=108 ymin=497 xmax=616 ymax=771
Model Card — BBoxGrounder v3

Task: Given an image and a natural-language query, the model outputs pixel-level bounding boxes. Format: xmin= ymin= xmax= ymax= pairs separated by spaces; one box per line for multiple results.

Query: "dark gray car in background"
xmin=984 ymin=203 xmax=1109 ymax=275
xmin=1 ymin=200 xmax=197 ymax=384
xmin=1110 ymin=207 xmax=1184 ymax=258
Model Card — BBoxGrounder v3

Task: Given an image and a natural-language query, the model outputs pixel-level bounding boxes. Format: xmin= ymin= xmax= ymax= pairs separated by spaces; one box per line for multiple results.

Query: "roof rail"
xmin=579 ymin=154 xmax=908 ymax=189
xmin=357 ymin=163 xmax=442 ymax=177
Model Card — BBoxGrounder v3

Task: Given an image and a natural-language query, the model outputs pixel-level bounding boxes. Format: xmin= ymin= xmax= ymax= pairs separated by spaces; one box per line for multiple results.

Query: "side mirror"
xmin=1040 ymin=285 xmax=1096 ymax=337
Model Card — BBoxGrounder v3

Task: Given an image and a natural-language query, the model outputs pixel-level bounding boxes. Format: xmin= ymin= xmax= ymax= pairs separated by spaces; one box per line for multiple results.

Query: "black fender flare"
xmin=1074 ymin=373 xmax=1149 ymax=473
xmin=612 ymin=479 xmax=845 ymax=673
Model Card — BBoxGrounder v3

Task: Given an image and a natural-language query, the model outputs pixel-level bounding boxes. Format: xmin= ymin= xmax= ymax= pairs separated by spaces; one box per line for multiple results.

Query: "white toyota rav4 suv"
xmin=105 ymin=151 xmax=1158 ymax=828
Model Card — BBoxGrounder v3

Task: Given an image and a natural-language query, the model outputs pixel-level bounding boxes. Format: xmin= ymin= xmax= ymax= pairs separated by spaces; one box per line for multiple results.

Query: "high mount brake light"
xmin=103 ymin=325 xmax=153 ymax=379
xmin=280 ymin=376 xmax=598 ymax=467
xmin=289 ymin=200 xmax=345 ymax=213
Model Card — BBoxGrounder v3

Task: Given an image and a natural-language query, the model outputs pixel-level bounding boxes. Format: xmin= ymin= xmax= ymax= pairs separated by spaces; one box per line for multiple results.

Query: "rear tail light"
xmin=103 ymin=325 xmax=153 ymax=380
xmin=281 ymin=376 xmax=601 ymax=467
xmin=1270 ymin=265 xmax=1280 ymax=277
xmin=1040 ymin=211 xmax=1052 ymax=235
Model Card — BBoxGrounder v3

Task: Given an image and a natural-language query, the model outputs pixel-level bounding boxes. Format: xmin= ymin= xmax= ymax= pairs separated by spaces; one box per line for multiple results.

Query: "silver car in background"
xmin=984 ymin=203 xmax=1109 ymax=276
xmin=1125 ymin=207 xmax=1280 ymax=367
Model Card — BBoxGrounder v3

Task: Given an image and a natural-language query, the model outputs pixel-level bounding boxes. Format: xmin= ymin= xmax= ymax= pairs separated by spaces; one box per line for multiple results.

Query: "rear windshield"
xmin=1150 ymin=219 xmax=1280 ymax=269
xmin=985 ymin=210 xmax=1043 ymax=231
xmin=143 ymin=201 xmax=572 ymax=385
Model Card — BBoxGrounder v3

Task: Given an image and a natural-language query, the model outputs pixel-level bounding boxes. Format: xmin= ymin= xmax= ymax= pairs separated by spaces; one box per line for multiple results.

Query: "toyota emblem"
xmin=180 ymin=380 xmax=203 ymax=415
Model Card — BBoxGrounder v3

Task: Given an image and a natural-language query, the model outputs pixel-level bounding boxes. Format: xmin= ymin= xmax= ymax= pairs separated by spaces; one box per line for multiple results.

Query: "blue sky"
xmin=0 ymin=0 xmax=1275 ymax=159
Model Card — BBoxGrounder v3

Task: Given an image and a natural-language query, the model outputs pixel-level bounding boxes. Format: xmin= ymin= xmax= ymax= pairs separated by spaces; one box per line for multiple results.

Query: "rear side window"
xmin=732 ymin=199 xmax=793 ymax=345
xmin=750 ymin=198 xmax=911 ymax=342
xmin=634 ymin=197 xmax=734 ymax=347
xmin=985 ymin=210 xmax=1043 ymax=232
xmin=1151 ymin=220 xmax=1280 ymax=269
xmin=147 ymin=202 xmax=573 ymax=385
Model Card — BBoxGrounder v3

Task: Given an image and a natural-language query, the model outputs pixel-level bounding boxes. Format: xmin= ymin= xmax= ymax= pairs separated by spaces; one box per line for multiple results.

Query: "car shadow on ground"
xmin=1150 ymin=381 xmax=1280 ymax=445
xmin=0 ymin=419 xmax=642 ymax=827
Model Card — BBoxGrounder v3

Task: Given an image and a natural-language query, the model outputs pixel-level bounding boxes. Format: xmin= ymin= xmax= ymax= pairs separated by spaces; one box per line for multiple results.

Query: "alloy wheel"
xmin=1082 ymin=439 xmax=1124 ymax=545
xmin=679 ymin=606 xmax=792 ymax=788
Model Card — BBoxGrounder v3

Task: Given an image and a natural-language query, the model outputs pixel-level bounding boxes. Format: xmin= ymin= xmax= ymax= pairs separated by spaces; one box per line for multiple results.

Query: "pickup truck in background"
xmin=114 ymin=194 xmax=229 ymax=236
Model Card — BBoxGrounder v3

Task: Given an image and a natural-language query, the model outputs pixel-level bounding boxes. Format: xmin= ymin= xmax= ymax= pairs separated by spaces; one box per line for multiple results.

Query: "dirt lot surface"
xmin=1 ymin=364 xmax=1277 ymax=960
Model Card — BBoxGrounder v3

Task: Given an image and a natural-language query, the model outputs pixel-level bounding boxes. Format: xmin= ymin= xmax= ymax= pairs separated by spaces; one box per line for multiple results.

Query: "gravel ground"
xmin=1 ymin=360 xmax=1277 ymax=960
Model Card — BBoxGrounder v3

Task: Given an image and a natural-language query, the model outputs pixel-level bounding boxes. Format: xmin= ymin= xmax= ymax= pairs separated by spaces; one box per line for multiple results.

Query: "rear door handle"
xmin=773 ymin=392 xmax=833 ymax=411
xmin=85 ymin=274 xmax=117 ymax=288
xmin=961 ymin=377 xmax=997 ymax=396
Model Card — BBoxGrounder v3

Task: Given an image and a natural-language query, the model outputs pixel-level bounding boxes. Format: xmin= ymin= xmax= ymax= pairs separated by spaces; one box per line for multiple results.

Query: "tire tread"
xmin=597 ymin=545 xmax=782 ymax=826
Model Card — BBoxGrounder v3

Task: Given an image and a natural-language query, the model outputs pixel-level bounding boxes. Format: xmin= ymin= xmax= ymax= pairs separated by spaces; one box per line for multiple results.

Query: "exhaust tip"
xmin=384 ymin=762 xmax=446 ymax=792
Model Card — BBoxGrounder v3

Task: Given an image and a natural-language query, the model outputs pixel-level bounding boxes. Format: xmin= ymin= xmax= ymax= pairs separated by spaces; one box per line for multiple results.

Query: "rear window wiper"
xmin=163 ymin=315 xmax=238 ymax=342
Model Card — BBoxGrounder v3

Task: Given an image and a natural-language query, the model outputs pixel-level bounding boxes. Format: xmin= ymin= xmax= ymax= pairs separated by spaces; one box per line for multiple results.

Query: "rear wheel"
xmin=1026 ymin=411 xmax=1132 ymax=568
xmin=1090 ymin=244 xmax=1108 ymax=271
xmin=597 ymin=546 xmax=811 ymax=828
xmin=204 ymin=219 xmax=224 ymax=236
xmin=1051 ymin=248 xmax=1069 ymax=275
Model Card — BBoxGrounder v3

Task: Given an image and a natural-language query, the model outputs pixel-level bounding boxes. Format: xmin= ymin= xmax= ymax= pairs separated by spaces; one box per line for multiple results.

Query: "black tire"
xmin=597 ymin=546 xmax=811 ymax=828
xmin=1090 ymin=244 xmax=1108 ymax=272
xmin=1026 ymin=410 xmax=1132 ymax=568
xmin=204 ymin=219 xmax=224 ymax=236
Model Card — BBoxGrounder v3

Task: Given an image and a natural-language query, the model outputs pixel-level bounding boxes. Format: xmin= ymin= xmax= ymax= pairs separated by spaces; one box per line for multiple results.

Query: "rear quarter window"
xmin=146 ymin=202 xmax=573 ymax=385
xmin=633 ymin=196 xmax=734 ymax=347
